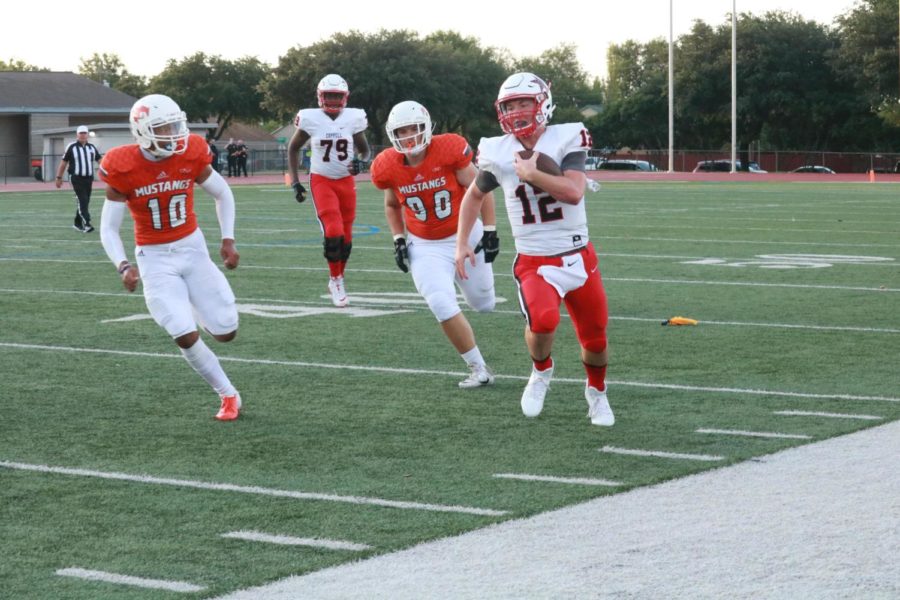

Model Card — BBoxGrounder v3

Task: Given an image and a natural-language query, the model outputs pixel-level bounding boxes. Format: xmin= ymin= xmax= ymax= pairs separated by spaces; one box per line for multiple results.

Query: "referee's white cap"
xmin=76 ymin=125 xmax=89 ymax=134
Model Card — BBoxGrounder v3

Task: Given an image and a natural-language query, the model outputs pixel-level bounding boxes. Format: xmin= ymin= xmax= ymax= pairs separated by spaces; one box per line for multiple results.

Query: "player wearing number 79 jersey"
xmin=98 ymin=94 xmax=243 ymax=421
xmin=371 ymin=100 xmax=498 ymax=389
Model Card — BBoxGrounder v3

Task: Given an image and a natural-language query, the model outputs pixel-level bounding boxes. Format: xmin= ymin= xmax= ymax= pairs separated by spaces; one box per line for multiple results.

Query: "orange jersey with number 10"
xmin=99 ymin=134 xmax=212 ymax=245
xmin=370 ymin=133 xmax=473 ymax=240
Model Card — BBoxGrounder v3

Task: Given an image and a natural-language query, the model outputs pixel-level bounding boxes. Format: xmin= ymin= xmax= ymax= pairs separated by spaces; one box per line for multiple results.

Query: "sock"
xmin=584 ymin=362 xmax=607 ymax=391
xmin=461 ymin=346 xmax=485 ymax=367
xmin=180 ymin=338 xmax=237 ymax=397
xmin=328 ymin=262 xmax=342 ymax=278
xmin=338 ymin=261 xmax=347 ymax=276
xmin=532 ymin=355 xmax=553 ymax=372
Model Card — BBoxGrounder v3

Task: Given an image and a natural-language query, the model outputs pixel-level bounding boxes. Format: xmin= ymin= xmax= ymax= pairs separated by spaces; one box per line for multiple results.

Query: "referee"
xmin=55 ymin=125 xmax=102 ymax=232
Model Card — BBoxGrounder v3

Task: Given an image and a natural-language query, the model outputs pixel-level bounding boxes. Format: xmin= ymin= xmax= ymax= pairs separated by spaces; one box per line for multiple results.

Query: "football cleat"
xmin=459 ymin=363 xmax=495 ymax=389
xmin=215 ymin=393 xmax=241 ymax=421
xmin=72 ymin=224 xmax=85 ymax=232
xmin=585 ymin=383 xmax=614 ymax=426
xmin=328 ymin=276 xmax=349 ymax=308
xmin=83 ymin=225 xmax=95 ymax=233
xmin=520 ymin=364 xmax=553 ymax=417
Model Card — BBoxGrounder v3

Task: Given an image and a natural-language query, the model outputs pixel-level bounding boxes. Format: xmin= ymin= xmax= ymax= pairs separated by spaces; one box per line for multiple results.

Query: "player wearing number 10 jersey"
xmin=371 ymin=100 xmax=497 ymax=389
xmin=99 ymin=94 xmax=243 ymax=421
xmin=455 ymin=73 xmax=614 ymax=426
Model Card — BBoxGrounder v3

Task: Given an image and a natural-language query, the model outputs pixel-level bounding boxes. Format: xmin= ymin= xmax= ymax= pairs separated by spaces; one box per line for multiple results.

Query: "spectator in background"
xmin=235 ymin=140 xmax=249 ymax=177
xmin=225 ymin=138 xmax=238 ymax=177
xmin=208 ymin=138 xmax=220 ymax=173
xmin=55 ymin=125 xmax=102 ymax=233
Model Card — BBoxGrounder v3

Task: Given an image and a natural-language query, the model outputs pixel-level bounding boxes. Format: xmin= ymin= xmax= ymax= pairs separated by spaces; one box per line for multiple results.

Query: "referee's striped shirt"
xmin=63 ymin=141 xmax=102 ymax=177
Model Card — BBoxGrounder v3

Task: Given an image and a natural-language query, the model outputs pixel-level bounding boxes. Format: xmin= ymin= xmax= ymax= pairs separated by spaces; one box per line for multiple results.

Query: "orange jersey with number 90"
xmin=370 ymin=133 xmax=473 ymax=240
xmin=99 ymin=134 xmax=212 ymax=245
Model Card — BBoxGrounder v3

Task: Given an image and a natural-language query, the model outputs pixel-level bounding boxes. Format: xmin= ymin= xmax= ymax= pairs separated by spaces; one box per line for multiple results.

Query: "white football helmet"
xmin=495 ymin=72 xmax=555 ymax=137
xmin=317 ymin=74 xmax=349 ymax=114
xmin=130 ymin=94 xmax=189 ymax=157
xmin=386 ymin=101 xmax=434 ymax=155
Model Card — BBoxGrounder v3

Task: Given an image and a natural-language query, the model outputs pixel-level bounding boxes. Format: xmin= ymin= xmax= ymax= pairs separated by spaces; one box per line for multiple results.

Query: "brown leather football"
xmin=517 ymin=150 xmax=563 ymax=176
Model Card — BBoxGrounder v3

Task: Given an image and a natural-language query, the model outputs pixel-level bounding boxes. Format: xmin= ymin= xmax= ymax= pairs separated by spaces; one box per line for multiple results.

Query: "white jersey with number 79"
xmin=476 ymin=122 xmax=593 ymax=256
xmin=294 ymin=107 xmax=368 ymax=179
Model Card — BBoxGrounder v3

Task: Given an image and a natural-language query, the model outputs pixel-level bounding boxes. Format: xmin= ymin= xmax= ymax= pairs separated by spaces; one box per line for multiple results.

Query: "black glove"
xmin=348 ymin=160 xmax=360 ymax=176
xmin=292 ymin=181 xmax=307 ymax=203
xmin=477 ymin=229 xmax=499 ymax=263
xmin=393 ymin=237 xmax=409 ymax=273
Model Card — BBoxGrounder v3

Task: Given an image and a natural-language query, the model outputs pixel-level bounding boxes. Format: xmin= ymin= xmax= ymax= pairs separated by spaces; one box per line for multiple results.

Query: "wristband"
xmin=393 ymin=233 xmax=405 ymax=241
xmin=117 ymin=262 xmax=132 ymax=275
xmin=483 ymin=225 xmax=496 ymax=232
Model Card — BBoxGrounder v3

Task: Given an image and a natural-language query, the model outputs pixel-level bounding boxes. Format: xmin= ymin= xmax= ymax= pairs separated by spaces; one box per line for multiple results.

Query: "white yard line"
xmin=599 ymin=446 xmax=724 ymax=462
xmin=220 ymin=531 xmax=372 ymax=551
xmin=2 ymin=342 xmax=898 ymax=403
xmin=493 ymin=473 xmax=621 ymax=487
xmin=0 ymin=461 xmax=506 ymax=517
xmin=213 ymin=421 xmax=900 ymax=599
xmin=695 ymin=428 xmax=812 ymax=440
xmin=774 ymin=410 xmax=883 ymax=420
xmin=55 ymin=568 xmax=205 ymax=593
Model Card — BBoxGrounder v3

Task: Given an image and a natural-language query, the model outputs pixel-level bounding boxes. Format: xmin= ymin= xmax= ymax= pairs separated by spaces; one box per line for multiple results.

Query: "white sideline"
xmin=695 ymin=428 xmax=813 ymax=440
xmin=220 ymin=531 xmax=371 ymax=551
xmin=600 ymin=445 xmax=724 ymax=462
xmin=56 ymin=568 xmax=204 ymax=593
xmin=214 ymin=420 xmax=900 ymax=600
xmin=492 ymin=473 xmax=622 ymax=487
xmin=0 ymin=461 xmax=506 ymax=517
xmin=3 ymin=342 xmax=899 ymax=403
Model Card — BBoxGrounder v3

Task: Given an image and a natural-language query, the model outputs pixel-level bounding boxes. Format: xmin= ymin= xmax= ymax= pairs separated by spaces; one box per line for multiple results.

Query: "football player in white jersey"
xmin=455 ymin=72 xmax=614 ymax=426
xmin=287 ymin=74 xmax=370 ymax=307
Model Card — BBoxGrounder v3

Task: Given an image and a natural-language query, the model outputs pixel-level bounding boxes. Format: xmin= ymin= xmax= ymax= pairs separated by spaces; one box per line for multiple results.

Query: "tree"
xmin=833 ymin=0 xmax=900 ymax=131
xmin=0 ymin=58 xmax=47 ymax=71
xmin=78 ymin=53 xmax=147 ymax=97
xmin=515 ymin=44 xmax=599 ymax=124
xmin=262 ymin=30 xmax=508 ymax=146
xmin=150 ymin=53 xmax=272 ymax=140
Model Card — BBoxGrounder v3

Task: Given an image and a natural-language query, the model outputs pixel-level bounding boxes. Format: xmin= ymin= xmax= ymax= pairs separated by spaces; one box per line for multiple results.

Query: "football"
xmin=517 ymin=150 xmax=563 ymax=176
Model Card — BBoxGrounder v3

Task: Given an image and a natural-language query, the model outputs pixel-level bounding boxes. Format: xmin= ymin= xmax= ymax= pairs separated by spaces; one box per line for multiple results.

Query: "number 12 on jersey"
xmin=515 ymin=184 xmax=563 ymax=225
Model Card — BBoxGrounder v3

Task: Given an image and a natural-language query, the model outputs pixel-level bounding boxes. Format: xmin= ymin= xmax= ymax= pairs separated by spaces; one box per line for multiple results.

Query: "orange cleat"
xmin=215 ymin=394 xmax=241 ymax=421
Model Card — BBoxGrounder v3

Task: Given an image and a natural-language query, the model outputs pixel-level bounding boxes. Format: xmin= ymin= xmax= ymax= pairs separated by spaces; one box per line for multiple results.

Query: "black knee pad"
xmin=340 ymin=241 xmax=352 ymax=262
xmin=323 ymin=236 xmax=344 ymax=262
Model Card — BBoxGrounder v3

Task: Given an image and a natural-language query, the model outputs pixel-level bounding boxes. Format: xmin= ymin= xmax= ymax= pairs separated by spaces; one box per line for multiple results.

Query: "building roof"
xmin=0 ymin=71 xmax=136 ymax=113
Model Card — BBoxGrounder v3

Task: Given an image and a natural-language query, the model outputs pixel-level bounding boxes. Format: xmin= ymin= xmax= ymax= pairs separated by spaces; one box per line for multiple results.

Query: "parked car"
xmin=596 ymin=159 xmax=659 ymax=171
xmin=693 ymin=159 xmax=767 ymax=173
xmin=791 ymin=165 xmax=835 ymax=174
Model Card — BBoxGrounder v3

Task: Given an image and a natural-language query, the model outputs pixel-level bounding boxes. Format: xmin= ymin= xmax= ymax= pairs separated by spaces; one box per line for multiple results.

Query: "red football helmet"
xmin=494 ymin=72 xmax=555 ymax=138
xmin=317 ymin=74 xmax=349 ymax=115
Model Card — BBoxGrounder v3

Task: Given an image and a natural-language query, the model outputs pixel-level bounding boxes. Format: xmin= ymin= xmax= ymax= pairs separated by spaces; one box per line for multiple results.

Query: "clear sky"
xmin=4 ymin=0 xmax=860 ymax=80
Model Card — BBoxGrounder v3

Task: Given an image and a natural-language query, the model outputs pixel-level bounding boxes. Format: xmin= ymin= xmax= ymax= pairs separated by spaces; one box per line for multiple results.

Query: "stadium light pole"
xmin=731 ymin=0 xmax=737 ymax=174
xmin=668 ymin=0 xmax=674 ymax=173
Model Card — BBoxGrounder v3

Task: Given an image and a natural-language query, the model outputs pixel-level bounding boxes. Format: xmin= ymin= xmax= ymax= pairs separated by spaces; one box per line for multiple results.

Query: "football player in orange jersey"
xmin=98 ymin=94 xmax=243 ymax=421
xmin=371 ymin=101 xmax=497 ymax=388
xmin=287 ymin=74 xmax=370 ymax=308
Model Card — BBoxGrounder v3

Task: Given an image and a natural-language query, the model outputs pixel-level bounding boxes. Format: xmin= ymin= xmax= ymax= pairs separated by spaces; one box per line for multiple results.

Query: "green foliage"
xmin=0 ymin=57 xmax=48 ymax=71
xmin=150 ymin=53 xmax=273 ymax=140
xmin=78 ymin=53 xmax=147 ymax=98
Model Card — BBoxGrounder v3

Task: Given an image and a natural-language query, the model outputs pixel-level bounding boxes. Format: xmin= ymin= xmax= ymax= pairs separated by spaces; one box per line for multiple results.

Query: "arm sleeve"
xmin=100 ymin=200 xmax=129 ymax=267
xmin=199 ymin=170 xmax=235 ymax=239
xmin=475 ymin=169 xmax=500 ymax=193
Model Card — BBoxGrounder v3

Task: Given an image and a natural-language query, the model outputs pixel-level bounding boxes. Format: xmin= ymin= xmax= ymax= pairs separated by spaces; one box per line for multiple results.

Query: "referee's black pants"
xmin=70 ymin=175 xmax=94 ymax=230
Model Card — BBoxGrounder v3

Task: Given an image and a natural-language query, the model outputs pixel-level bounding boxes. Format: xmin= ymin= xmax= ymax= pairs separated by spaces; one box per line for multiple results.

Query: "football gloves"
xmin=393 ymin=237 xmax=409 ymax=273
xmin=292 ymin=181 xmax=307 ymax=203
xmin=475 ymin=229 xmax=500 ymax=263
xmin=348 ymin=160 xmax=360 ymax=176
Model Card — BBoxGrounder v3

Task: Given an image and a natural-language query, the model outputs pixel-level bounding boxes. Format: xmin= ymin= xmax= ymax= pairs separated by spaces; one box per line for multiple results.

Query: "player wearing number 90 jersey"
xmin=371 ymin=100 xmax=498 ymax=389
xmin=98 ymin=94 xmax=243 ymax=421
